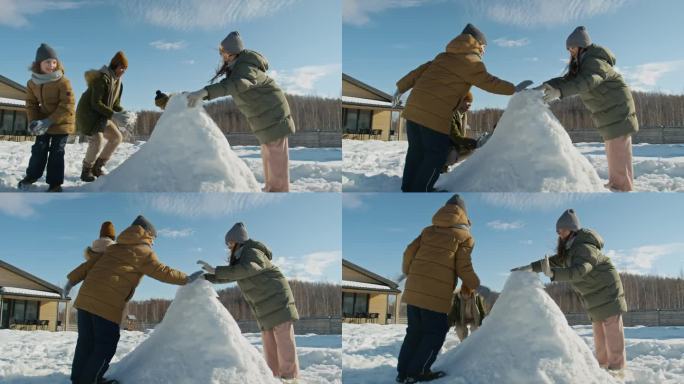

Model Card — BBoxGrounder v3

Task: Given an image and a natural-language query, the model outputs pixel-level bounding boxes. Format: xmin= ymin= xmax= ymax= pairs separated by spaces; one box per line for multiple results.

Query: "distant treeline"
xmin=132 ymin=94 xmax=341 ymax=139
xmin=119 ymin=280 xmax=341 ymax=324
xmin=467 ymin=91 xmax=684 ymax=133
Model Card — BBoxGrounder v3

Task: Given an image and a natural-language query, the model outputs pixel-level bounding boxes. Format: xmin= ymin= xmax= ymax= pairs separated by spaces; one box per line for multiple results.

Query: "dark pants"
xmin=71 ymin=309 xmax=120 ymax=384
xmin=397 ymin=304 xmax=449 ymax=376
xmin=26 ymin=134 xmax=68 ymax=186
xmin=401 ymin=120 xmax=451 ymax=192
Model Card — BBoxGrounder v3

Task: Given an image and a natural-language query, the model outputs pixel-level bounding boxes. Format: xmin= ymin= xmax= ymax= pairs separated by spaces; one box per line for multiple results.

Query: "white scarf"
xmin=31 ymin=70 xmax=63 ymax=85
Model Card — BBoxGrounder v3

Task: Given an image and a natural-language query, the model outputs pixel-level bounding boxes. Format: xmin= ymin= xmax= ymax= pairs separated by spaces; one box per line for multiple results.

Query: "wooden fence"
xmin=565 ymin=310 xmax=684 ymax=326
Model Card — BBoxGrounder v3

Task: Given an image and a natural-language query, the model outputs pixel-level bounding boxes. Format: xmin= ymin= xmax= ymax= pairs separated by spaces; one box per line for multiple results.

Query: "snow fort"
xmin=435 ymin=90 xmax=605 ymax=192
xmin=108 ymin=279 xmax=278 ymax=384
xmin=433 ymin=271 xmax=620 ymax=384
xmin=86 ymin=93 xmax=260 ymax=192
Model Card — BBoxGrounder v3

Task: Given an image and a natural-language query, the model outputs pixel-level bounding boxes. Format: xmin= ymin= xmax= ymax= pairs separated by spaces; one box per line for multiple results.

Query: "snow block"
xmin=436 ymin=90 xmax=605 ymax=192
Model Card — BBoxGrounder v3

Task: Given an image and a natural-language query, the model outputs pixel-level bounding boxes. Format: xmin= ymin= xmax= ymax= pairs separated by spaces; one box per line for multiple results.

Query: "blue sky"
xmin=343 ymin=0 xmax=684 ymax=109
xmin=0 ymin=0 xmax=341 ymax=111
xmin=343 ymin=193 xmax=684 ymax=292
xmin=0 ymin=193 xmax=341 ymax=300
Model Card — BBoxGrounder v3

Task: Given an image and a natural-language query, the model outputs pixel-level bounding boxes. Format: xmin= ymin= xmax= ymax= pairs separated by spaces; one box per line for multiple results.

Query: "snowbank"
xmin=433 ymin=271 xmax=618 ymax=383
xmin=435 ymin=90 xmax=605 ymax=192
xmin=85 ymin=94 xmax=261 ymax=192
xmin=108 ymin=279 xmax=277 ymax=384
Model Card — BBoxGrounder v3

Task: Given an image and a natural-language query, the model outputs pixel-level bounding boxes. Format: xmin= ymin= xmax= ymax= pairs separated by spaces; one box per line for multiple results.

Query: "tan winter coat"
xmin=402 ymin=204 xmax=480 ymax=314
xmin=68 ymin=225 xmax=187 ymax=324
xmin=26 ymin=73 xmax=76 ymax=135
xmin=397 ymin=34 xmax=515 ymax=135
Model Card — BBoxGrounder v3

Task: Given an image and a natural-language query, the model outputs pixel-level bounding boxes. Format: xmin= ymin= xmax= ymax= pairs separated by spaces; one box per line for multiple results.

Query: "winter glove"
xmin=541 ymin=255 xmax=554 ymax=278
xmin=62 ymin=281 xmax=73 ymax=299
xmin=111 ymin=111 xmax=135 ymax=132
xmin=514 ymin=80 xmax=533 ymax=92
xmin=186 ymin=270 xmax=205 ymax=283
xmin=463 ymin=138 xmax=478 ymax=151
xmin=542 ymin=84 xmax=561 ymax=103
xmin=28 ymin=118 xmax=52 ymax=136
xmin=196 ymin=260 xmax=216 ymax=274
xmin=392 ymin=89 xmax=403 ymax=108
xmin=510 ymin=264 xmax=533 ymax=272
xmin=187 ymin=88 xmax=208 ymax=108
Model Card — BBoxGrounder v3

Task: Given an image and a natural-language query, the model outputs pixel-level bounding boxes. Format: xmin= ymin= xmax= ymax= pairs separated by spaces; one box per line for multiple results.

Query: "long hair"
xmin=210 ymin=61 xmax=232 ymax=84
xmin=556 ymin=231 xmax=576 ymax=263
xmin=29 ymin=60 xmax=65 ymax=74
xmin=228 ymin=243 xmax=243 ymax=266
xmin=564 ymin=47 xmax=586 ymax=79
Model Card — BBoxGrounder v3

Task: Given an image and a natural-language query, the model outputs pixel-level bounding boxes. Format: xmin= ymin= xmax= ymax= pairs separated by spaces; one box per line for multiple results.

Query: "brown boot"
xmin=92 ymin=158 xmax=108 ymax=178
xmin=80 ymin=162 xmax=96 ymax=182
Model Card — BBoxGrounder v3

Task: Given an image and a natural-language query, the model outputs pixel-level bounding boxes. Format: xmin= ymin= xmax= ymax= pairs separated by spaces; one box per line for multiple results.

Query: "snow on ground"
xmin=342 ymin=139 xmax=684 ymax=192
xmin=342 ymin=276 xmax=684 ymax=383
xmin=0 ymin=282 xmax=341 ymax=383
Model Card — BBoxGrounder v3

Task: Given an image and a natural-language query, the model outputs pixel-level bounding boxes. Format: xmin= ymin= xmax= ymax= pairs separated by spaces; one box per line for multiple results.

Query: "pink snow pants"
xmin=260 ymin=137 xmax=290 ymax=192
xmin=261 ymin=321 xmax=299 ymax=379
xmin=604 ymin=135 xmax=634 ymax=192
xmin=592 ymin=314 xmax=626 ymax=370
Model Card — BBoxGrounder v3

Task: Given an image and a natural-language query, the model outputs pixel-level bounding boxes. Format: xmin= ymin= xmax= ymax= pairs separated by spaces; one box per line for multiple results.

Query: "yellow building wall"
xmin=0 ymin=268 xmax=50 ymax=291
xmin=0 ymin=82 xmax=26 ymax=100
xmin=368 ymin=293 xmax=389 ymax=324
xmin=39 ymin=301 xmax=58 ymax=331
xmin=372 ymin=110 xmax=392 ymax=140
xmin=343 ymin=80 xmax=387 ymax=102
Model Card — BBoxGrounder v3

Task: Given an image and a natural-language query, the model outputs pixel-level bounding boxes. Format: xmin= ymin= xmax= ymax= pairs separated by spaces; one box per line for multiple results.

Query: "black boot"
xmin=92 ymin=157 xmax=108 ymax=178
xmin=18 ymin=176 xmax=37 ymax=190
xmin=47 ymin=184 xmax=62 ymax=192
xmin=80 ymin=162 xmax=96 ymax=182
xmin=418 ymin=370 xmax=446 ymax=382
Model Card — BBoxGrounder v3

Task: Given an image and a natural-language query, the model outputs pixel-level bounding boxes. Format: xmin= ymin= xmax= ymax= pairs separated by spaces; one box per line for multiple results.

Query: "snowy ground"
xmin=0 ymin=141 xmax=341 ymax=192
xmin=342 ymin=139 xmax=684 ymax=192
xmin=0 ymin=329 xmax=341 ymax=383
xmin=342 ymin=323 xmax=684 ymax=383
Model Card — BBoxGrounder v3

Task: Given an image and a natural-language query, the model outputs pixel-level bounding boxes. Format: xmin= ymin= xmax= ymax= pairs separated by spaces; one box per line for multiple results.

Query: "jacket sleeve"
xmin=47 ymin=78 xmax=75 ymax=124
xmin=455 ymin=235 xmax=480 ymax=290
xmin=550 ymin=245 xmax=597 ymax=282
xmin=205 ymin=62 xmax=260 ymax=100
xmin=89 ymin=77 xmax=115 ymax=119
xmin=402 ymin=235 xmax=422 ymax=275
xmin=548 ymin=57 xmax=607 ymax=98
xmin=25 ymin=82 xmax=40 ymax=123
xmin=66 ymin=251 xmax=100 ymax=285
xmin=112 ymin=83 xmax=123 ymax=112
xmin=206 ymin=249 xmax=267 ymax=284
xmin=138 ymin=251 xmax=188 ymax=285
xmin=531 ymin=253 xmax=564 ymax=272
xmin=396 ymin=61 xmax=432 ymax=93
xmin=466 ymin=60 xmax=516 ymax=96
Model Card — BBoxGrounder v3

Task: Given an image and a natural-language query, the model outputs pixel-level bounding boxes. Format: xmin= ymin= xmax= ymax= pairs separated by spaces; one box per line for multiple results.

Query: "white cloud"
xmin=269 ymin=64 xmax=341 ymax=96
xmin=343 ymin=0 xmax=431 ymax=26
xmin=342 ymin=194 xmax=365 ymax=210
xmin=0 ymin=194 xmax=83 ymax=218
xmin=472 ymin=0 xmax=627 ymax=27
xmin=606 ymin=243 xmax=684 ymax=275
xmin=520 ymin=239 xmax=534 ymax=245
xmin=120 ymin=0 xmax=297 ymax=30
xmin=149 ymin=40 xmax=187 ymax=50
xmin=157 ymin=227 xmax=194 ymax=238
xmin=142 ymin=193 xmax=284 ymax=218
xmin=480 ymin=193 xmax=605 ymax=211
xmin=493 ymin=37 xmax=530 ymax=48
xmin=0 ymin=0 xmax=85 ymax=27
xmin=182 ymin=59 xmax=196 ymax=65
xmin=274 ymin=250 xmax=341 ymax=282
xmin=618 ymin=60 xmax=684 ymax=92
xmin=487 ymin=220 xmax=524 ymax=230
xmin=525 ymin=57 xmax=540 ymax=62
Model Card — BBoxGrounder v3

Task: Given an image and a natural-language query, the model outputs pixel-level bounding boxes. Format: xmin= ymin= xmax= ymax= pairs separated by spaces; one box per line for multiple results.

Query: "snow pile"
xmin=434 ymin=271 xmax=619 ymax=384
xmin=436 ymin=90 xmax=605 ymax=192
xmin=108 ymin=279 xmax=277 ymax=384
xmin=86 ymin=94 xmax=260 ymax=192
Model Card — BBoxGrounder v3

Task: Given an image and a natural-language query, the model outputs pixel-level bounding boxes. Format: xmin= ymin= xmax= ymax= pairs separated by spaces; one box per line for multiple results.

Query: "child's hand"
xmin=197 ymin=260 xmax=216 ymax=274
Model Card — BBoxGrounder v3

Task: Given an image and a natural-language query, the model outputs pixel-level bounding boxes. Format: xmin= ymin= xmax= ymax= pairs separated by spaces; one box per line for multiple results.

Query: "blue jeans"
xmin=25 ymin=134 xmax=68 ymax=186
xmin=71 ymin=309 xmax=120 ymax=384
xmin=401 ymin=120 xmax=451 ymax=192
xmin=397 ymin=304 xmax=449 ymax=376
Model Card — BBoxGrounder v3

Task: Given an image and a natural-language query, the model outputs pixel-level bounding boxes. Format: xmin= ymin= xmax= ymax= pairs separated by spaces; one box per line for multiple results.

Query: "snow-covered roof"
xmin=0 ymin=97 xmax=25 ymax=106
xmin=342 ymin=96 xmax=394 ymax=108
xmin=0 ymin=286 xmax=61 ymax=298
xmin=342 ymin=280 xmax=392 ymax=291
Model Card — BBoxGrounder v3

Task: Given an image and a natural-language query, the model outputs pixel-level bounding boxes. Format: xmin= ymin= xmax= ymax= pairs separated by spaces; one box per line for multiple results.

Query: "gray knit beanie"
xmin=446 ymin=194 xmax=467 ymax=213
xmin=556 ymin=209 xmax=581 ymax=232
xmin=221 ymin=31 xmax=244 ymax=54
xmin=225 ymin=222 xmax=249 ymax=244
xmin=132 ymin=215 xmax=157 ymax=238
xmin=462 ymin=23 xmax=487 ymax=46
xmin=35 ymin=43 xmax=58 ymax=63
xmin=566 ymin=26 xmax=592 ymax=49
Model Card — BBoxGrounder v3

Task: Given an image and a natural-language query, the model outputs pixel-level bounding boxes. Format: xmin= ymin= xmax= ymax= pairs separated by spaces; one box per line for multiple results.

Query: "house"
xmin=342 ymin=73 xmax=404 ymax=141
xmin=0 ymin=74 xmax=28 ymax=136
xmin=342 ymin=259 xmax=401 ymax=324
xmin=0 ymin=259 xmax=69 ymax=331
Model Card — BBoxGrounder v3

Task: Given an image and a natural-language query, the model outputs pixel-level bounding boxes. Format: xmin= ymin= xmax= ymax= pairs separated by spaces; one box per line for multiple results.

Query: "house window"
xmin=1 ymin=299 xmax=41 ymax=326
xmin=342 ymin=292 xmax=369 ymax=316
xmin=343 ymin=108 xmax=373 ymax=133
xmin=0 ymin=109 xmax=15 ymax=134
xmin=13 ymin=111 xmax=27 ymax=134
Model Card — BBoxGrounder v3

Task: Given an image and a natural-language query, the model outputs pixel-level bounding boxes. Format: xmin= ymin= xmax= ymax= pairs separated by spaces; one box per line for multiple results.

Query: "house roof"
xmin=0 ymin=97 xmax=26 ymax=108
xmin=342 ymin=259 xmax=400 ymax=291
xmin=343 ymin=73 xmax=393 ymax=102
xmin=0 ymin=74 xmax=27 ymax=93
xmin=0 ymin=259 xmax=63 ymax=296
xmin=0 ymin=287 xmax=62 ymax=299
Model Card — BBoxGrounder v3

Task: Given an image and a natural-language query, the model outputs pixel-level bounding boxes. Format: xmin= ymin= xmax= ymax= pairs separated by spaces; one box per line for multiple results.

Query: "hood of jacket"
xmin=243 ymin=239 xmax=273 ymax=260
xmin=582 ymin=44 xmax=616 ymax=67
xmin=116 ymin=225 xmax=154 ymax=247
xmin=236 ymin=50 xmax=269 ymax=72
xmin=445 ymin=34 xmax=483 ymax=57
xmin=572 ymin=228 xmax=605 ymax=250
xmin=432 ymin=204 xmax=470 ymax=229
xmin=90 ymin=237 xmax=116 ymax=254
